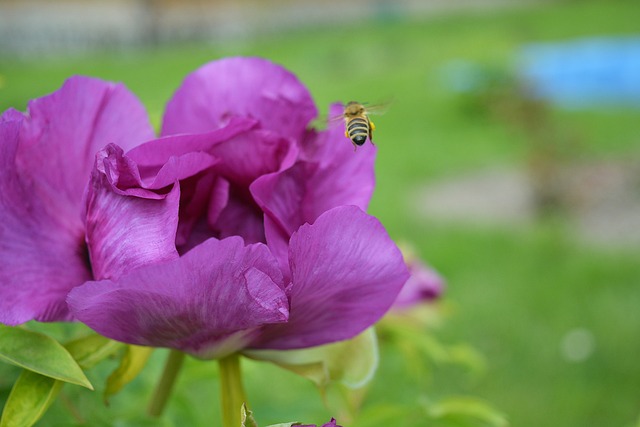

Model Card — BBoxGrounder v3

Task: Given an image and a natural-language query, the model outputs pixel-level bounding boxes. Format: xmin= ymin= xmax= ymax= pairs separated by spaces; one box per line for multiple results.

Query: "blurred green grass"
xmin=1 ymin=1 xmax=640 ymax=426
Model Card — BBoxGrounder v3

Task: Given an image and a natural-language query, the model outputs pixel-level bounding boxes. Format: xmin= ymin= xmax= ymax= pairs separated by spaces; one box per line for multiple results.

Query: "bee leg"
xmin=368 ymin=119 xmax=376 ymax=145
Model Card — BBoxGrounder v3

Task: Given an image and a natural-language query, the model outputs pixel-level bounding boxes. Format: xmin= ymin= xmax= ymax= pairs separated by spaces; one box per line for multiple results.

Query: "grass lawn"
xmin=1 ymin=1 xmax=640 ymax=426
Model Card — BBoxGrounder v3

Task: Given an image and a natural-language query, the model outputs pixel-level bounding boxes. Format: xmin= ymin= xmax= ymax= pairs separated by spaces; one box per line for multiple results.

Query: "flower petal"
xmin=0 ymin=77 xmax=153 ymax=325
xmin=85 ymin=144 xmax=181 ymax=280
xmin=17 ymin=76 xmax=154 ymax=210
xmin=129 ymin=121 xmax=296 ymax=247
xmin=212 ymin=188 xmax=266 ymax=244
xmin=251 ymin=103 xmax=376 ymax=245
xmin=393 ymin=259 xmax=444 ymax=309
xmin=162 ymin=57 xmax=317 ymax=141
xmin=68 ymin=237 xmax=288 ymax=358
xmin=0 ymin=111 xmax=91 ymax=324
xmin=209 ymin=129 xmax=298 ymax=187
xmin=127 ymin=117 xmax=256 ymax=173
xmin=254 ymin=206 xmax=409 ymax=349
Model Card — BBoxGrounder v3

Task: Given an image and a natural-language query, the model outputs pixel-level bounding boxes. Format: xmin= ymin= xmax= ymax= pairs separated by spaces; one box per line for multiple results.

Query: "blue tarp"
xmin=518 ymin=37 xmax=640 ymax=109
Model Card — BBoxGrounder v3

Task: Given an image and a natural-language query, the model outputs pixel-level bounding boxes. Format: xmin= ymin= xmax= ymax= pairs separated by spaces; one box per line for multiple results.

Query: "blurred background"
xmin=1 ymin=0 xmax=640 ymax=426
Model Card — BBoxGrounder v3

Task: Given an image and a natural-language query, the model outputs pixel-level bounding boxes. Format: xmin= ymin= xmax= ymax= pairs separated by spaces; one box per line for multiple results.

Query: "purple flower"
xmin=0 ymin=77 xmax=154 ymax=325
xmin=393 ymin=256 xmax=444 ymax=310
xmin=2 ymin=57 xmax=409 ymax=358
xmin=299 ymin=418 xmax=342 ymax=427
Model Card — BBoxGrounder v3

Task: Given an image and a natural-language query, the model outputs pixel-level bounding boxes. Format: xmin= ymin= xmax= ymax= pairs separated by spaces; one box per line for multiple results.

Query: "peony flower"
xmin=299 ymin=418 xmax=342 ymax=427
xmin=0 ymin=77 xmax=155 ymax=325
xmin=64 ymin=57 xmax=409 ymax=358
xmin=393 ymin=257 xmax=444 ymax=310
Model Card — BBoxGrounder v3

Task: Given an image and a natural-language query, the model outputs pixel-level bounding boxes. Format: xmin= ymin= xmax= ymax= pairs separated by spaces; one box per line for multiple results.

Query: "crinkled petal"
xmin=0 ymin=77 xmax=153 ymax=325
xmin=209 ymin=129 xmax=298 ymax=187
xmin=127 ymin=117 xmax=256 ymax=172
xmin=129 ymin=120 xmax=294 ymax=247
xmin=85 ymin=144 xmax=182 ymax=280
xmin=162 ymin=57 xmax=317 ymax=141
xmin=0 ymin=111 xmax=91 ymax=324
xmin=17 ymin=76 xmax=154 ymax=210
xmin=254 ymin=206 xmax=409 ymax=349
xmin=68 ymin=237 xmax=288 ymax=358
xmin=252 ymin=104 xmax=376 ymax=245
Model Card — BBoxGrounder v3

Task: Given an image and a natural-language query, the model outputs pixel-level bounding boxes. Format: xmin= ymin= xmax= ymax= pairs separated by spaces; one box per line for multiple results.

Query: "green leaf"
xmin=426 ymin=396 xmax=509 ymax=427
xmin=244 ymin=328 xmax=378 ymax=389
xmin=104 ymin=344 xmax=153 ymax=401
xmin=0 ymin=326 xmax=92 ymax=389
xmin=0 ymin=370 xmax=63 ymax=427
xmin=65 ymin=334 xmax=124 ymax=370
xmin=0 ymin=333 xmax=123 ymax=427
xmin=265 ymin=424 xmax=302 ymax=427
xmin=241 ymin=403 xmax=258 ymax=427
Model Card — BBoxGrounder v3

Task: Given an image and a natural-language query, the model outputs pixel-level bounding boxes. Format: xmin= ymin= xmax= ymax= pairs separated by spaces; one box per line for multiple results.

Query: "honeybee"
xmin=336 ymin=101 xmax=388 ymax=149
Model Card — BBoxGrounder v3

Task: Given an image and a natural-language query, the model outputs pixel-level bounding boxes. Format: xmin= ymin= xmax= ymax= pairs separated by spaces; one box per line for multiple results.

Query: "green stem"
xmin=148 ymin=349 xmax=185 ymax=417
xmin=219 ymin=353 xmax=247 ymax=427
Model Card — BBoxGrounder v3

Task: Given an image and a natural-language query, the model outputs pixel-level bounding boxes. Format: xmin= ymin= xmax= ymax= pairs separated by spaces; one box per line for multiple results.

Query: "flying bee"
xmin=333 ymin=101 xmax=388 ymax=149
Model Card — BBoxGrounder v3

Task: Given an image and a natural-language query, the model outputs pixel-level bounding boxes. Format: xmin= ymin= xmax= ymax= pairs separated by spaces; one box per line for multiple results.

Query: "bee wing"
xmin=363 ymin=99 xmax=393 ymax=115
xmin=328 ymin=112 xmax=346 ymax=123
xmin=308 ymin=111 xmax=345 ymax=130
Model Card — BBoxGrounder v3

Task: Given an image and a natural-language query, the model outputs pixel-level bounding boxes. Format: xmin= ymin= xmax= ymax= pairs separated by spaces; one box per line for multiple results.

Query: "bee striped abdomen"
xmin=346 ymin=117 xmax=371 ymax=146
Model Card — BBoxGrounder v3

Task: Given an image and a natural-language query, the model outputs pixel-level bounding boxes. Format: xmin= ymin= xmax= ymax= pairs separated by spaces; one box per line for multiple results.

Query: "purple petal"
xmin=17 ymin=76 xmax=154 ymax=210
xmin=209 ymin=129 xmax=298 ymax=187
xmin=393 ymin=259 xmax=444 ymax=309
xmin=129 ymin=121 xmax=295 ymax=247
xmin=0 ymin=111 xmax=91 ymax=324
xmin=85 ymin=144 xmax=181 ymax=280
xmin=68 ymin=237 xmax=288 ymax=358
xmin=254 ymin=206 xmax=409 ymax=349
xmin=162 ymin=57 xmax=317 ymax=141
xmin=299 ymin=419 xmax=342 ymax=427
xmin=212 ymin=188 xmax=266 ymax=244
xmin=299 ymin=105 xmax=377 ymax=212
xmin=251 ymin=162 xmax=307 ymax=237
xmin=0 ymin=77 xmax=153 ymax=325
xmin=251 ymin=103 xmax=376 ymax=244
xmin=127 ymin=117 xmax=256 ymax=171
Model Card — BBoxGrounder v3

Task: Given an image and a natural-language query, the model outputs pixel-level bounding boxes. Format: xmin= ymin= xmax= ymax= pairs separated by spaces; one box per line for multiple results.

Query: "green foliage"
xmin=246 ymin=328 xmax=378 ymax=389
xmin=65 ymin=334 xmax=124 ymax=370
xmin=247 ymin=329 xmax=378 ymax=423
xmin=0 ymin=332 xmax=123 ymax=427
xmin=425 ymin=396 xmax=508 ymax=427
xmin=104 ymin=345 xmax=153 ymax=403
xmin=0 ymin=326 xmax=92 ymax=389
xmin=0 ymin=370 xmax=63 ymax=427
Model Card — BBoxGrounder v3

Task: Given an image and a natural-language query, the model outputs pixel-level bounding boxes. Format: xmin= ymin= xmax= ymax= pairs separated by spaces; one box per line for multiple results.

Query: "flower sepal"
xmin=244 ymin=328 xmax=378 ymax=423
